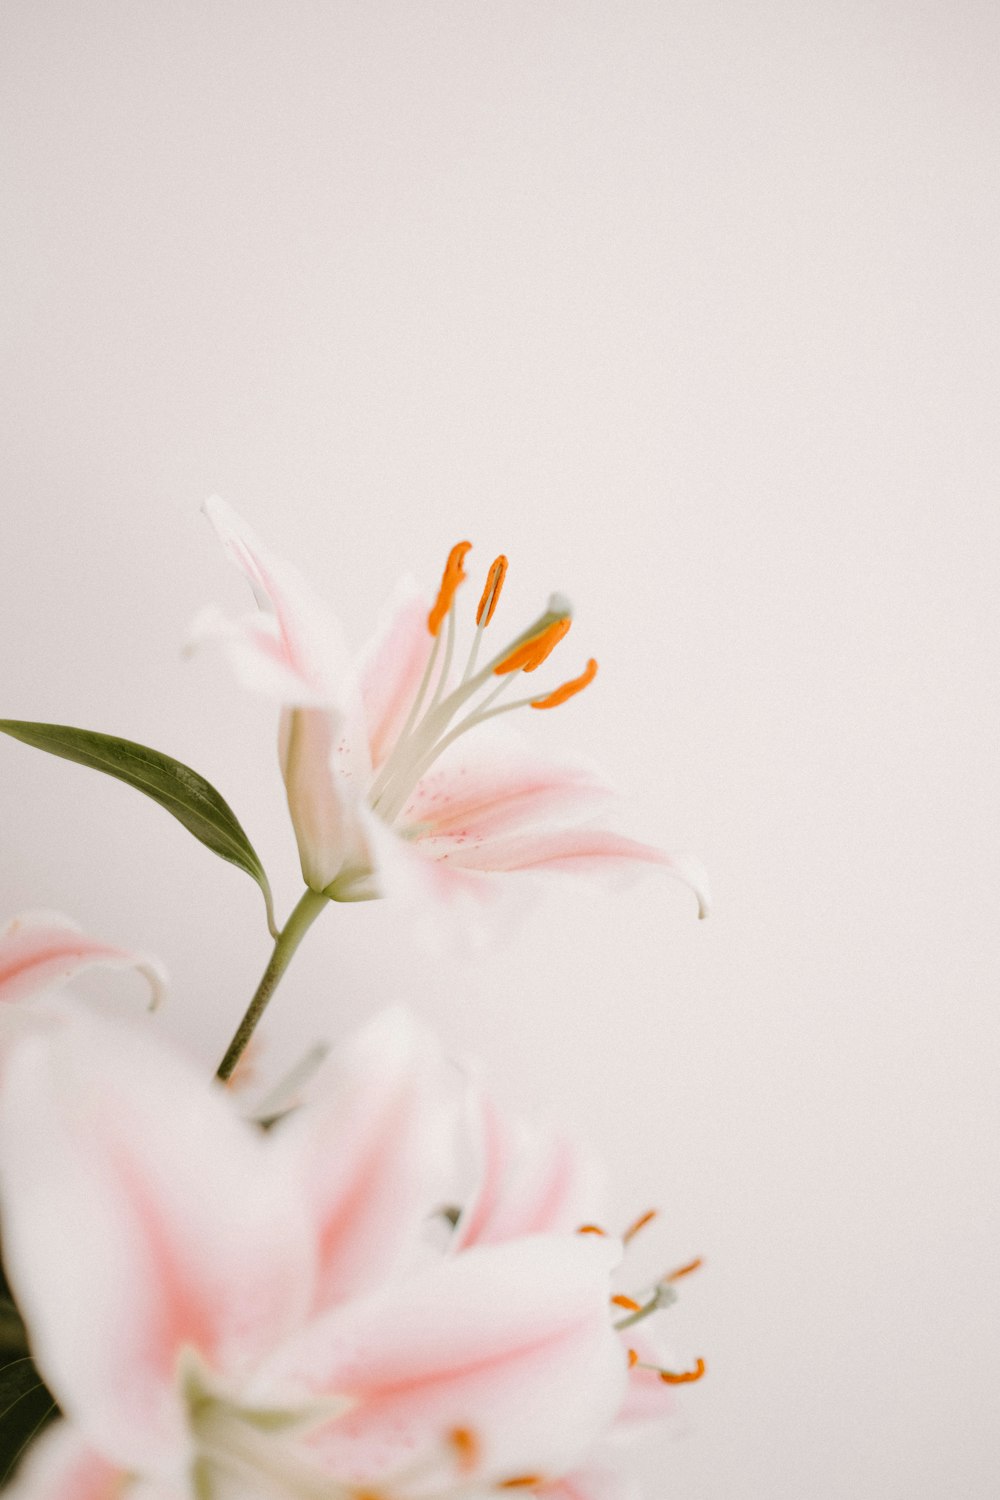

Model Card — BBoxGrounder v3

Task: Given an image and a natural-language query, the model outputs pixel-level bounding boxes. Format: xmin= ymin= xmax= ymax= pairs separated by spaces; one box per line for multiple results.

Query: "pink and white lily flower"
xmin=0 ymin=911 xmax=165 ymax=1042
xmin=0 ymin=1008 xmax=628 ymax=1499
xmin=188 ymin=498 xmax=709 ymax=928
xmin=449 ymin=1088 xmax=707 ymax=1500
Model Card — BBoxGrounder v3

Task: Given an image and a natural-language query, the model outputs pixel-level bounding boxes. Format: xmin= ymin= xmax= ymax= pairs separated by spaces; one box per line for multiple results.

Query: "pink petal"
xmin=400 ymin=737 xmax=616 ymax=846
xmin=278 ymin=707 xmax=362 ymax=891
xmin=356 ymin=581 xmax=434 ymax=770
xmin=192 ymin=496 xmax=352 ymax=708
xmin=266 ymin=1235 xmax=627 ymax=1488
xmin=0 ymin=912 xmax=165 ymax=1009
xmin=0 ymin=1015 xmax=312 ymax=1471
xmin=416 ymin=827 xmax=710 ymax=918
xmin=454 ymin=1092 xmax=606 ymax=1250
xmin=273 ymin=1008 xmax=459 ymax=1312
xmin=2 ymin=1424 xmax=128 ymax=1500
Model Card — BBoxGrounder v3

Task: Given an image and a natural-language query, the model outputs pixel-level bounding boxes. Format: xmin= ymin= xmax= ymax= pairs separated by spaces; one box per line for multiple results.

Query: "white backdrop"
xmin=2 ymin=4 xmax=998 ymax=1496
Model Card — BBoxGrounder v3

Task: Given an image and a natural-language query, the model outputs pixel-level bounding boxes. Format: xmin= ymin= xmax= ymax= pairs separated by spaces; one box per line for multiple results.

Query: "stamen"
xmin=664 ymin=1256 xmax=703 ymax=1283
xmin=530 ymin=656 xmax=598 ymax=709
xmin=449 ymin=1427 xmax=480 ymax=1474
xmin=427 ymin=541 xmax=472 ymax=636
xmin=576 ymin=1223 xmax=607 ymax=1236
xmin=500 ymin=1478 xmax=543 ymax=1490
xmin=476 ymin=555 xmax=508 ymax=626
xmin=622 ymin=1207 xmax=658 ymax=1244
xmin=494 ymin=616 xmax=571 ymax=675
xmin=659 ymin=1357 xmax=706 ymax=1386
xmin=628 ymin=1348 xmax=640 ymax=1368
xmin=612 ymin=1295 xmax=642 ymax=1312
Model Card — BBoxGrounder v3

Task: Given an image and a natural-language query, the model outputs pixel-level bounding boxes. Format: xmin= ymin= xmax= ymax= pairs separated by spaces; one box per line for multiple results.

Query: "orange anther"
xmin=428 ymin=541 xmax=473 ymax=636
xmin=476 ymin=555 xmax=508 ymax=627
xmin=664 ymin=1256 xmax=703 ymax=1283
xmin=530 ymin=657 xmax=598 ymax=709
xmin=494 ymin=616 xmax=571 ymax=675
xmin=500 ymin=1479 xmax=543 ymax=1490
xmin=659 ymin=1357 xmax=706 ymax=1386
xmin=449 ymin=1427 xmax=480 ymax=1474
xmin=611 ymin=1294 xmax=642 ymax=1312
xmin=628 ymin=1348 xmax=640 ymax=1368
xmin=623 ymin=1208 xmax=658 ymax=1244
xmin=576 ymin=1223 xmax=607 ymax=1236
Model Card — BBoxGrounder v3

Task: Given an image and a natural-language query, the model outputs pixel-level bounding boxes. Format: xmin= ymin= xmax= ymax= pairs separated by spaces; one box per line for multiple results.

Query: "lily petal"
xmin=454 ymin=1091 xmax=606 ymax=1250
xmin=0 ymin=912 xmax=166 ymax=1010
xmin=356 ymin=580 xmax=434 ymax=770
xmin=414 ymin=827 xmax=710 ymax=918
xmin=274 ymin=1008 xmax=459 ymax=1312
xmin=278 ymin=708 xmax=361 ymax=892
xmin=399 ymin=736 xmax=617 ymax=845
xmin=539 ymin=1459 xmax=642 ymax=1500
xmin=1 ymin=1424 xmax=130 ymax=1500
xmin=0 ymin=1015 xmax=312 ymax=1471
xmin=265 ymin=1235 xmax=627 ymax=1488
xmin=191 ymin=496 xmax=352 ymax=708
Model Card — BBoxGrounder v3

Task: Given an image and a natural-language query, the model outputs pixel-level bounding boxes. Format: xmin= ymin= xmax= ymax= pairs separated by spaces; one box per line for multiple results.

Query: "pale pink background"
xmin=2 ymin=4 xmax=998 ymax=1496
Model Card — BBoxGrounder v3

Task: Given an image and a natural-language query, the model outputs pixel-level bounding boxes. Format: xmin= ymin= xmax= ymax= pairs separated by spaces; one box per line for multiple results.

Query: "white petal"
xmin=0 ymin=1014 xmax=313 ymax=1471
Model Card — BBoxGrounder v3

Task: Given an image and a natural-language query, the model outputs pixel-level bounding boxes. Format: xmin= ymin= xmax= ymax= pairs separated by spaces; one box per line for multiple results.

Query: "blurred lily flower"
xmin=449 ymin=1087 xmax=707 ymax=1499
xmin=0 ymin=1008 xmax=626 ymax=1498
xmin=0 ymin=911 xmax=165 ymax=1036
xmin=188 ymin=497 xmax=708 ymax=927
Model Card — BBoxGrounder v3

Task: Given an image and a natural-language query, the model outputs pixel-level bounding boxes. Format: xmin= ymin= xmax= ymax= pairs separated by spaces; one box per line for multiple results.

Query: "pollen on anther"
xmin=476 ymin=554 xmax=508 ymax=627
xmin=659 ymin=1357 xmax=706 ymax=1386
xmin=494 ymin=616 xmax=572 ymax=675
xmin=576 ymin=1223 xmax=607 ymax=1236
xmin=500 ymin=1478 xmax=543 ymax=1490
xmin=623 ymin=1208 xmax=658 ymax=1244
xmin=611 ymin=1294 xmax=642 ymax=1312
xmin=449 ymin=1427 xmax=480 ymax=1474
xmin=664 ymin=1256 xmax=703 ymax=1283
xmin=428 ymin=541 xmax=473 ymax=636
xmin=530 ymin=657 xmax=598 ymax=709
xmin=628 ymin=1348 xmax=640 ymax=1368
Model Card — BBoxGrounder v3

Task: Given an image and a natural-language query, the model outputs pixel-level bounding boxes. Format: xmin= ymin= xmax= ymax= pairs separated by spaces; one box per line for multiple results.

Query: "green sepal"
xmin=0 ymin=720 xmax=278 ymax=938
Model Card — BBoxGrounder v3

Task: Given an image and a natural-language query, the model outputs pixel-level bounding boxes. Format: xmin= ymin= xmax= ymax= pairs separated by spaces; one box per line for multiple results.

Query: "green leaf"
xmin=0 ymin=720 xmax=277 ymax=938
xmin=0 ymin=1356 xmax=58 ymax=1483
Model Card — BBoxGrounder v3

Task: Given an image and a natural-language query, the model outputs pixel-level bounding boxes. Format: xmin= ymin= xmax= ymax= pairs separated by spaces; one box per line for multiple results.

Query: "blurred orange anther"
xmin=664 ymin=1256 xmax=703 ymax=1283
xmin=576 ymin=1223 xmax=607 ymax=1236
xmin=476 ymin=555 xmax=508 ymax=627
xmin=623 ymin=1208 xmax=658 ymax=1243
xmin=500 ymin=1479 xmax=543 ymax=1490
xmin=494 ymin=616 xmax=571 ymax=675
xmin=628 ymin=1348 xmax=640 ymax=1368
xmin=449 ymin=1427 xmax=480 ymax=1474
xmin=611 ymin=1294 xmax=641 ymax=1312
xmin=660 ymin=1357 xmax=706 ymax=1386
xmin=428 ymin=541 xmax=473 ymax=636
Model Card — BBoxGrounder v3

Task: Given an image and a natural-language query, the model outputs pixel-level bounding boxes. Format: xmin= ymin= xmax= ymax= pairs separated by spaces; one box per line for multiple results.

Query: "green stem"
xmin=216 ymin=888 xmax=329 ymax=1083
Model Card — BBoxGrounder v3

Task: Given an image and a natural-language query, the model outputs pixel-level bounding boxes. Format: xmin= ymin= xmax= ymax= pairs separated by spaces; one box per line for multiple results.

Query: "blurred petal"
xmin=0 ymin=1015 xmax=312 ymax=1471
xmin=2 ymin=1423 xmax=127 ymax=1500
xmin=274 ymin=1008 xmax=459 ymax=1311
xmin=0 ymin=912 xmax=165 ymax=1009
xmin=454 ymin=1092 xmax=606 ymax=1250
xmin=268 ymin=1236 xmax=627 ymax=1488
xmin=356 ymin=581 xmax=434 ymax=770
